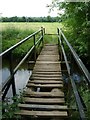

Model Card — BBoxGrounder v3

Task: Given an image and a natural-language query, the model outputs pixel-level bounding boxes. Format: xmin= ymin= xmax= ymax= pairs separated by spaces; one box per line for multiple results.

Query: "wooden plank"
xmin=23 ymin=97 xmax=65 ymax=104
xmin=32 ymin=71 xmax=62 ymax=74
xmin=15 ymin=110 xmax=68 ymax=117
xmin=34 ymin=65 xmax=61 ymax=68
xmin=26 ymin=83 xmax=63 ymax=88
xmin=30 ymin=77 xmax=62 ymax=80
xmin=31 ymin=74 xmax=62 ymax=77
xmin=33 ymin=69 xmax=61 ymax=72
xmin=36 ymin=61 xmax=61 ymax=64
xmin=40 ymin=51 xmax=59 ymax=55
xmin=18 ymin=104 xmax=67 ymax=110
xmin=24 ymin=91 xmax=64 ymax=97
xmin=28 ymin=80 xmax=63 ymax=84
xmin=39 ymin=54 xmax=59 ymax=58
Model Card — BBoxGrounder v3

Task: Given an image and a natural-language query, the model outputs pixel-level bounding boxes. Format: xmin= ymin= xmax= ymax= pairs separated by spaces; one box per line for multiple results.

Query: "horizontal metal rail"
xmin=58 ymin=38 xmax=86 ymax=120
xmin=0 ymin=29 xmax=41 ymax=57
xmin=2 ymin=36 xmax=43 ymax=92
xmin=57 ymin=28 xmax=89 ymax=120
xmin=58 ymin=28 xmax=90 ymax=85
xmin=1 ymin=28 xmax=44 ymax=100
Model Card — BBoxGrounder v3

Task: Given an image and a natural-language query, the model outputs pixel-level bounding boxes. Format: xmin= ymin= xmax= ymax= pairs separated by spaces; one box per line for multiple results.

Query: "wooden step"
xmin=32 ymin=71 xmax=62 ymax=74
xmin=37 ymin=56 xmax=59 ymax=61
xmin=15 ymin=110 xmax=68 ymax=117
xmin=40 ymin=52 xmax=59 ymax=55
xmin=31 ymin=74 xmax=62 ymax=77
xmin=26 ymin=83 xmax=63 ymax=88
xmin=33 ymin=69 xmax=61 ymax=72
xmin=30 ymin=77 xmax=62 ymax=80
xmin=22 ymin=97 xmax=65 ymax=104
xmin=18 ymin=104 xmax=67 ymax=110
xmin=36 ymin=61 xmax=61 ymax=64
xmin=34 ymin=67 xmax=61 ymax=70
xmin=24 ymin=91 xmax=64 ymax=98
xmin=28 ymin=80 xmax=63 ymax=84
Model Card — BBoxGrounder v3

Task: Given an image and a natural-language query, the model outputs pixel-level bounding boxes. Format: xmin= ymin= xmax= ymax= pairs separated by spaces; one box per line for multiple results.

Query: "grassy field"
xmin=1 ymin=22 xmax=62 ymax=34
xmin=1 ymin=22 xmax=63 ymax=56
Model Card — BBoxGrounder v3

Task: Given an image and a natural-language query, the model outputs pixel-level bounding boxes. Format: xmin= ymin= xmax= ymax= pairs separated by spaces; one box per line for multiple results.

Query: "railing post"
xmin=57 ymin=28 xmax=60 ymax=61
xmin=57 ymin=28 xmax=63 ymax=62
xmin=33 ymin=35 xmax=36 ymax=61
xmin=44 ymin=28 xmax=45 ymax=35
xmin=9 ymin=52 xmax=16 ymax=97
xmin=57 ymin=28 xmax=59 ymax=46
xmin=41 ymin=27 xmax=44 ymax=47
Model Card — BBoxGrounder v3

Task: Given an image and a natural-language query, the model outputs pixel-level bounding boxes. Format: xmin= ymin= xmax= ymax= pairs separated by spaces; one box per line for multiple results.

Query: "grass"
xmin=1 ymin=22 xmax=63 ymax=56
xmin=1 ymin=22 xmax=62 ymax=34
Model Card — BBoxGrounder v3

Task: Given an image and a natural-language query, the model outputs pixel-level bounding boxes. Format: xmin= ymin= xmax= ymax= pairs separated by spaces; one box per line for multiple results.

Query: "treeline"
xmin=2 ymin=16 xmax=60 ymax=22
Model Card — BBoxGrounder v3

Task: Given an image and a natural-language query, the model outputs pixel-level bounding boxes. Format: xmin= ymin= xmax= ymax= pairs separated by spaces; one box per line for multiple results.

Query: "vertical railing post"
xmin=41 ymin=27 xmax=44 ymax=47
xmin=57 ymin=28 xmax=63 ymax=62
xmin=43 ymin=28 xmax=45 ymax=35
xmin=57 ymin=28 xmax=60 ymax=61
xmin=33 ymin=35 xmax=36 ymax=61
xmin=57 ymin=28 xmax=59 ymax=46
xmin=9 ymin=52 xmax=16 ymax=97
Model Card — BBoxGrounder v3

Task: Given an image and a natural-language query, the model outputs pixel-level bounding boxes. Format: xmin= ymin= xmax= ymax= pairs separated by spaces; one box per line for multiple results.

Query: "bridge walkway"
xmin=16 ymin=44 xmax=68 ymax=119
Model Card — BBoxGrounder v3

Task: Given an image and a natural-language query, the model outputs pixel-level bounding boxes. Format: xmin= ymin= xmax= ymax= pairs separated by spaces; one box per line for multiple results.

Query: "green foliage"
xmin=1 ymin=22 xmax=61 ymax=57
xmin=2 ymin=95 xmax=22 ymax=119
xmin=49 ymin=1 xmax=90 ymax=68
xmin=2 ymin=26 xmax=34 ymax=57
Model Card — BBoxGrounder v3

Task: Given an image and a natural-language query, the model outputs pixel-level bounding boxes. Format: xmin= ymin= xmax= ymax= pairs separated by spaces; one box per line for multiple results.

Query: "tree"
xmin=48 ymin=1 xmax=90 ymax=68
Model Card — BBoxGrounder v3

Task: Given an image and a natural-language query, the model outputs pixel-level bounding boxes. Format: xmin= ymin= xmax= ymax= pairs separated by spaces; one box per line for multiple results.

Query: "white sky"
xmin=0 ymin=0 xmax=58 ymax=17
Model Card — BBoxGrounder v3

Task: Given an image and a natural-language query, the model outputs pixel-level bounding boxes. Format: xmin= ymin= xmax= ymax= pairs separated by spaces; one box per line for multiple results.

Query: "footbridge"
xmin=1 ymin=27 xmax=90 ymax=120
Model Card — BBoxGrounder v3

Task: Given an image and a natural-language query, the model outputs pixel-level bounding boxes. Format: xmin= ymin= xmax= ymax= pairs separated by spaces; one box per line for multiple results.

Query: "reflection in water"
xmin=2 ymin=60 xmax=32 ymax=98
xmin=15 ymin=69 xmax=32 ymax=94
xmin=2 ymin=68 xmax=10 ymax=84
xmin=63 ymin=72 xmax=82 ymax=83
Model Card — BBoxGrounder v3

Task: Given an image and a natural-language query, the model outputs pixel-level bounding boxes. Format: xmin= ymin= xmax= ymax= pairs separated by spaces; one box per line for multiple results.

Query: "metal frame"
xmin=57 ymin=28 xmax=90 ymax=120
xmin=1 ymin=27 xmax=44 ymax=100
xmin=57 ymin=28 xmax=90 ymax=85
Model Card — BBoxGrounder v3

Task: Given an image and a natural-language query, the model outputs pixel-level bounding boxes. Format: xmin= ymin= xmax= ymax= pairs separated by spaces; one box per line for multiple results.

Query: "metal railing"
xmin=57 ymin=28 xmax=90 ymax=120
xmin=0 ymin=27 xmax=45 ymax=101
xmin=1 ymin=26 xmax=90 ymax=119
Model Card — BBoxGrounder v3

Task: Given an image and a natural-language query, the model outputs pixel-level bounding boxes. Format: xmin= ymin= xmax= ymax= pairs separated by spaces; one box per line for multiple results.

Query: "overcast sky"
xmin=0 ymin=0 xmax=59 ymax=17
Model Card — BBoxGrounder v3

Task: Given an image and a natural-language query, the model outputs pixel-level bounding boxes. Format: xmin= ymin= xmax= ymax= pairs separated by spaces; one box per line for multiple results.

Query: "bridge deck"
xmin=16 ymin=44 xmax=68 ymax=119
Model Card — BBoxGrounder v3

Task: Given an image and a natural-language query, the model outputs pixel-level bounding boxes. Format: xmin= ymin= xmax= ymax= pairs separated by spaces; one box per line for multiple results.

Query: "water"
xmin=1 ymin=57 xmax=87 ymax=99
xmin=1 ymin=59 xmax=32 ymax=99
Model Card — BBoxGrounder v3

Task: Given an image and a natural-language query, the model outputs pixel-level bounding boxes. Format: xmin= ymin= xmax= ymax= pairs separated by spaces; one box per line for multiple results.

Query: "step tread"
xmin=29 ymin=80 xmax=63 ymax=84
xmin=25 ymin=90 xmax=64 ymax=97
xmin=18 ymin=104 xmax=67 ymax=110
xmin=26 ymin=83 xmax=63 ymax=88
xmin=15 ymin=110 xmax=68 ymax=117
xmin=22 ymin=97 xmax=65 ymax=104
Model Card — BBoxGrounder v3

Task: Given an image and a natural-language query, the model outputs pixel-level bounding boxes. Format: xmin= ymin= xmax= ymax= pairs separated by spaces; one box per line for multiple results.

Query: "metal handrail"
xmin=0 ymin=29 xmax=41 ymax=57
xmin=58 ymin=38 xmax=86 ymax=120
xmin=57 ymin=28 xmax=90 ymax=85
xmin=1 ymin=27 xmax=44 ymax=100
xmin=57 ymin=28 xmax=89 ymax=120
xmin=2 ymin=36 xmax=43 ymax=91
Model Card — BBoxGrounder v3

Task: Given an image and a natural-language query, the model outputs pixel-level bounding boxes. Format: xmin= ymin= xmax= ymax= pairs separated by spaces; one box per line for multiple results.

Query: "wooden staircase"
xmin=15 ymin=44 xmax=68 ymax=120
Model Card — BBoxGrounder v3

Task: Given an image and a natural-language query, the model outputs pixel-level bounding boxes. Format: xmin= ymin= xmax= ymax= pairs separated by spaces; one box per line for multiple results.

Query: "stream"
xmin=1 ymin=57 xmax=87 ymax=100
xmin=1 ymin=59 xmax=32 ymax=99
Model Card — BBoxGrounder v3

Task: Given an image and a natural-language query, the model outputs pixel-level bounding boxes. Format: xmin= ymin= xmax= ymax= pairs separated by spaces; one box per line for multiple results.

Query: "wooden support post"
xmin=33 ymin=35 xmax=36 ymax=61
